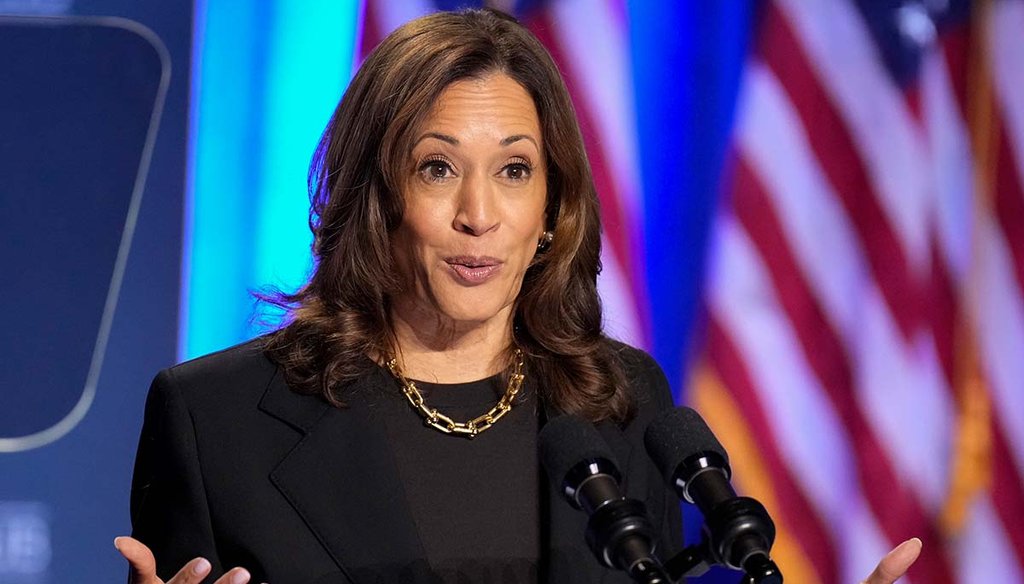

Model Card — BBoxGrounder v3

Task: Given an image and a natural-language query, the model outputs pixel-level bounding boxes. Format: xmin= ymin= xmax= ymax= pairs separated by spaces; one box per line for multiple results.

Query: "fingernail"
xmin=113 ymin=537 xmax=123 ymax=550
xmin=231 ymin=568 xmax=250 ymax=584
xmin=192 ymin=558 xmax=211 ymax=576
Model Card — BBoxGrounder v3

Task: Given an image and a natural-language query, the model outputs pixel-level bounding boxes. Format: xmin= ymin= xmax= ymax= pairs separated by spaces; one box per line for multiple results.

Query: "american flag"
xmin=357 ymin=0 xmax=650 ymax=349
xmin=691 ymin=1 xmax=1024 ymax=582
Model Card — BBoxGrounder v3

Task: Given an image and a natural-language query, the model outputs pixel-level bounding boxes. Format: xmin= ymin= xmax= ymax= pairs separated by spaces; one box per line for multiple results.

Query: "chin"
xmin=438 ymin=305 xmax=509 ymax=326
xmin=434 ymin=293 xmax=514 ymax=327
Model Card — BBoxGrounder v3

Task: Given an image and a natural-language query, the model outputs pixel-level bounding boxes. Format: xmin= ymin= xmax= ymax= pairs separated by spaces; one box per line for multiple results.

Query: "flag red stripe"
xmin=759 ymin=2 xmax=923 ymax=341
xmin=993 ymin=122 xmax=1024 ymax=301
xmin=707 ymin=317 xmax=838 ymax=582
xmin=928 ymin=238 xmax=958 ymax=385
xmin=905 ymin=85 xmax=924 ymax=125
xmin=939 ymin=24 xmax=971 ymax=121
xmin=991 ymin=413 xmax=1024 ymax=566
xmin=731 ymin=158 xmax=954 ymax=583
xmin=359 ymin=0 xmax=383 ymax=60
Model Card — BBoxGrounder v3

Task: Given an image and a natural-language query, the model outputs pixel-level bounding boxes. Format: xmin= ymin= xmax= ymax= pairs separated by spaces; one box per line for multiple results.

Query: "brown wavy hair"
xmin=263 ymin=8 xmax=634 ymax=423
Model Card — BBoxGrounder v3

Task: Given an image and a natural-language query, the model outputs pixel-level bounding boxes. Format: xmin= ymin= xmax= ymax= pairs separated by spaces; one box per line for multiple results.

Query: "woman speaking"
xmin=116 ymin=8 xmax=921 ymax=584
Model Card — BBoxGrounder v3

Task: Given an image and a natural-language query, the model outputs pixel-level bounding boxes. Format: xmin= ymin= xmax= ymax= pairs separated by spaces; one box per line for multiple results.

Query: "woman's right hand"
xmin=115 ymin=536 xmax=253 ymax=584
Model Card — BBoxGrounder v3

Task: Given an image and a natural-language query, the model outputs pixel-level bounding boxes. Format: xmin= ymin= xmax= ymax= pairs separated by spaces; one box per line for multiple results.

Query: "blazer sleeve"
xmin=130 ymin=368 xmax=225 ymax=580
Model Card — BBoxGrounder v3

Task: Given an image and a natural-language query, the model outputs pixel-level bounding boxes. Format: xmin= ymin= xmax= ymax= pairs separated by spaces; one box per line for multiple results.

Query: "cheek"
xmin=514 ymin=202 xmax=547 ymax=251
xmin=402 ymin=200 xmax=452 ymax=248
xmin=392 ymin=220 xmax=454 ymax=289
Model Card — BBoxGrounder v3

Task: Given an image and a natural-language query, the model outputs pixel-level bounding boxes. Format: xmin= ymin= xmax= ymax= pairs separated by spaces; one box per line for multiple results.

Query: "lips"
xmin=445 ymin=255 xmax=503 ymax=285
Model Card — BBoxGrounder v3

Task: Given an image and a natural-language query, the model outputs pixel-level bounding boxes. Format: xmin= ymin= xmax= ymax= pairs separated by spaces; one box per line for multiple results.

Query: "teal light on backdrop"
xmin=181 ymin=0 xmax=361 ymax=360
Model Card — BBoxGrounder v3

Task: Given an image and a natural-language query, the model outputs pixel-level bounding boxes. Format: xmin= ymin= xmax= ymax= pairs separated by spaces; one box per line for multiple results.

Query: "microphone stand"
xmin=584 ymin=497 xmax=675 ymax=583
xmin=663 ymin=536 xmax=783 ymax=584
xmin=664 ymin=481 xmax=784 ymax=583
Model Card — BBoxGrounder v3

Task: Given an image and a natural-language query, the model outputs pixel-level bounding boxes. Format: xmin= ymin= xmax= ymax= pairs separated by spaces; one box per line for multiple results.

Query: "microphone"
xmin=539 ymin=415 xmax=671 ymax=583
xmin=644 ymin=407 xmax=781 ymax=583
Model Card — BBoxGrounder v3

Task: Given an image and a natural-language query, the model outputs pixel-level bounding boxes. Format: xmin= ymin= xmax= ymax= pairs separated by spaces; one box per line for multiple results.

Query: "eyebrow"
xmin=412 ymin=132 xmax=540 ymax=149
xmin=414 ymin=132 xmax=459 ymax=146
xmin=500 ymin=134 xmax=539 ymax=149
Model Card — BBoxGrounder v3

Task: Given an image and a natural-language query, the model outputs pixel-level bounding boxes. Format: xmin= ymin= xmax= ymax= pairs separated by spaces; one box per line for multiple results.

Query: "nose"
xmin=453 ymin=172 xmax=499 ymax=236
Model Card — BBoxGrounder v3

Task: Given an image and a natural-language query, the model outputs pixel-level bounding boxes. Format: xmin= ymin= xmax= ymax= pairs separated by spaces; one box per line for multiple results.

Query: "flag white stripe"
xmin=775 ymin=0 xmax=931 ymax=273
xmin=953 ymin=495 xmax=1024 ymax=583
xmin=737 ymin=62 xmax=954 ymax=509
xmin=921 ymin=47 xmax=974 ymax=281
xmin=373 ymin=0 xmax=432 ymax=37
xmin=548 ymin=0 xmax=644 ymax=216
xmin=989 ymin=1 xmax=1024 ymax=188
xmin=843 ymin=490 xmax=904 ymax=584
xmin=544 ymin=0 xmax=645 ymax=344
xmin=598 ymin=233 xmax=644 ymax=347
xmin=853 ymin=289 xmax=954 ymax=512
xmin=708 ymin=217 xmax=874 ymax=560
xmin=736 ymin=61 xmax=867 ymax=341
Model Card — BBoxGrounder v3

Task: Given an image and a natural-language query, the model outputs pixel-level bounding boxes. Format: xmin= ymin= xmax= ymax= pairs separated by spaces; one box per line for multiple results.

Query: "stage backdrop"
xmin=34 ymin=2 xmax=1024 ymax=584
xmin=0 ymin=0 xmax=751 ymax=582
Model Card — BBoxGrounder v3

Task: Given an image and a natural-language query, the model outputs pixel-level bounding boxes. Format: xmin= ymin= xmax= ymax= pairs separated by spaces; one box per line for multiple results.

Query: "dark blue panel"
xmin=0 ymin=3 xmax=189 ymax=582
xmin=0 ymin=19 xmax=164 ymax=441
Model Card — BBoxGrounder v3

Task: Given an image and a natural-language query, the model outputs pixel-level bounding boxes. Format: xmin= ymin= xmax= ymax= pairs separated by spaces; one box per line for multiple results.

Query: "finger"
xmin=212 ymin=567 xmax=251 ymax=584
xmin=115 ymin=536 xmax=159 ymax=584
xmin=861 ymin=538 xmax=923 ymax=584
xmin=166 ymin=557 xmax=213 ymax=584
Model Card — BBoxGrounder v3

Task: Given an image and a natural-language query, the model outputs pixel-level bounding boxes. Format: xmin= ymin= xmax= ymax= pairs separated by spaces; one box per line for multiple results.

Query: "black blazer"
xmin=130 ymin=340 xmax=682 ymax=583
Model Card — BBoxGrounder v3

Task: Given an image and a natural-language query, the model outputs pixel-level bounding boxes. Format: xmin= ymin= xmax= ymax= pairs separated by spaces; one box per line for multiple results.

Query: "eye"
xmin=501 ymin=158 xmax=533 ymax=182
xmin=418 ymin=157 xmax=455 ymax=183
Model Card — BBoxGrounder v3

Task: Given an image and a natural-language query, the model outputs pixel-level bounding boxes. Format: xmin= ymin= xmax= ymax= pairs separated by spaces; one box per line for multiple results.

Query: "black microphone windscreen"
xmin=644 ymin=407 xmax=728 ymax=485
xmin=538 ymin=415 xmax=619 ymax=485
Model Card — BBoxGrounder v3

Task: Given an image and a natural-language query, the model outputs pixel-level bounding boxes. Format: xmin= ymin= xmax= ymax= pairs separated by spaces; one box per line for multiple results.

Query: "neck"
xmin=388 ymin=301 xmax=514 ymax=383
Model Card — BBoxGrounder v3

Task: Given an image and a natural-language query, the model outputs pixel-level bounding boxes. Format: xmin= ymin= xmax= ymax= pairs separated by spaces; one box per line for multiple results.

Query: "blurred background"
xmin=1 ymin=0 xmax=1022 ymax=582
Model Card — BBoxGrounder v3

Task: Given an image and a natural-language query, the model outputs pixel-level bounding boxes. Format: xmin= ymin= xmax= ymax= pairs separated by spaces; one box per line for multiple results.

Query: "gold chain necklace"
xmin=384 ymin=349 xmax=525 ymax=439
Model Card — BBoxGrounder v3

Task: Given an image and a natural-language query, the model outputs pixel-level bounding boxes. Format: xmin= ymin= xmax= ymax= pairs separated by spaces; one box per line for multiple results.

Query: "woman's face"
xmin=391 ymin=73 xmax=547 ymax=333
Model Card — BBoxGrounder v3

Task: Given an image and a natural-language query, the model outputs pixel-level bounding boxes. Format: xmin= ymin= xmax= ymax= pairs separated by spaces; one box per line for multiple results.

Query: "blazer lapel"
xmin=259 ymin=370 xmax=425 ymax=583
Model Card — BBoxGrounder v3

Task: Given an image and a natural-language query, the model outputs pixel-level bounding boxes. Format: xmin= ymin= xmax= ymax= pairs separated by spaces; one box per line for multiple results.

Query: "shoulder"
xmin=602 ymin=339 xmax=675 ymax=447
xmin=150 ymin=337 xmax=280 ymax=411
xmin=606 ymin=339 xmax=674 ymax=406
xmin=607 ymin=340 xmax=665 ymax=380
xmin=601 ymin=340 xmax=685 ymax=553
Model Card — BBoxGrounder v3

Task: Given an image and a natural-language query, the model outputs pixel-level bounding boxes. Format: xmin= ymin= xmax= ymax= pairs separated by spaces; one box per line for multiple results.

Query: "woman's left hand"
xmin=860 ymin=538 xmax=922 ymax=584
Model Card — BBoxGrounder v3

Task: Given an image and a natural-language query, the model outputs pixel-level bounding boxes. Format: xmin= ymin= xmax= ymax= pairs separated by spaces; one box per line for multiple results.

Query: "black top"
xmin=374 ymin=372 xmax=540 ymax=583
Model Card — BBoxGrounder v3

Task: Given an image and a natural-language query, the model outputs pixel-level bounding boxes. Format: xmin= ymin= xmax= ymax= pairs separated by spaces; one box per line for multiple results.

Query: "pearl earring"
xmin=537 ymin=231 xmax=554 ymax=250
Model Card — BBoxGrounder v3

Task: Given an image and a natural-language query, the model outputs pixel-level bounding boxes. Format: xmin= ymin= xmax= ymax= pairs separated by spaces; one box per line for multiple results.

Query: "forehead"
xmin=417 ymin=73 xmax=542 ymax=141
